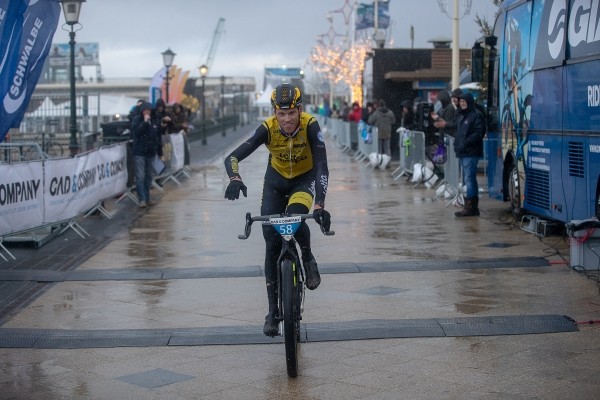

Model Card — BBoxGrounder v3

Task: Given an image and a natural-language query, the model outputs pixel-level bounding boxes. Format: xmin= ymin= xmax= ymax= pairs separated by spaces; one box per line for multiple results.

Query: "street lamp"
xmin=231 ymin=84 xmax=238 ymax=130
xmin=199 ymin=64 xmax=208 ymax=145
xmin=240 ymin=84 xmax=244 ymax=126
xmin=59 ymin=0 xmax=85 ymax=157
xmin=220 ymin=75 xmax=226 ymax=137
xmin=162 ymin=48 xmax=176 ymax=104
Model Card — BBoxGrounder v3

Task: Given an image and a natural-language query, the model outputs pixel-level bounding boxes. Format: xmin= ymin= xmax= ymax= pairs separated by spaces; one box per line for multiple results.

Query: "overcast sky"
xmin=53 ymin=0 xmax=499 ymax=87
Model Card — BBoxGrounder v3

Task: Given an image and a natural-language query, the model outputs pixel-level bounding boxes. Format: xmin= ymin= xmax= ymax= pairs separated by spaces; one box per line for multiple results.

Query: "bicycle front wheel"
xmin=281 ymin=258 xmax=299 ymax=378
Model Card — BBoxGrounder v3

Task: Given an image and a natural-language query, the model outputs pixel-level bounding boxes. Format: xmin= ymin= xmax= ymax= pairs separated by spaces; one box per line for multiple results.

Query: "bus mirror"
xmin=471 ymin=42 xmax=485 ymax=82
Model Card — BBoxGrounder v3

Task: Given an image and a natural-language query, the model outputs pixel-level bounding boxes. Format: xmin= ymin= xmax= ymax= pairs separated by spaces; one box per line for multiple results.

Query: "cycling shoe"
xmin=263 ymin=310 xmax=279 ymax=337
xmin=304 ymin=257 xmax=321 ymax=290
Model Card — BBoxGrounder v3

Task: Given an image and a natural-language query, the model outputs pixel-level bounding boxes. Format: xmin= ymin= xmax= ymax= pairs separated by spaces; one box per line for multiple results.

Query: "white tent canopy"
xmin=26 ymin=94 xmax=140 ymax=118
xmin=255 ymin=85 xmax=274 ymax=122
xmin=255 ymin=85 xmax=273 ymax=106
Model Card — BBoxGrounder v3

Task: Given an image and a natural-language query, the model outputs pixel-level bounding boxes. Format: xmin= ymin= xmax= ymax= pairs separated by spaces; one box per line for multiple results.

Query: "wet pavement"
xmin=1 ymin=122 xmax=600 ymax=399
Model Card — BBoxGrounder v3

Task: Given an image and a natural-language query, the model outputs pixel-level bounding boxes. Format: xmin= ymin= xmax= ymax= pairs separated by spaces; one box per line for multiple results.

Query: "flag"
xmin=0 ymin=0 xmax=61 ymax=142
xmin=356 ymin=2 xmax=390 ymax=30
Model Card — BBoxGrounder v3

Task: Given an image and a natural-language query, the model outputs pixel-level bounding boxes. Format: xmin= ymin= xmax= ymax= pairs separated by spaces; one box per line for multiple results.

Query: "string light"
xmin=307 ymin=0 xmax=372 ymax=105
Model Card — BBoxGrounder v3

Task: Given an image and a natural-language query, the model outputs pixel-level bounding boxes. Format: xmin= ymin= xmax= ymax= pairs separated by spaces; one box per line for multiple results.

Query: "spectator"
xmin=127 ymin=99 xmax=144 ymax=122
xmin=154 ymin=98 xmax=171 ymax=135
xmin=168 ymin=103 xmax=189 ymax=134
xmin=368 ymin=100 xmax=396 ymax=160
xmin=454 ymin=92 xmax=485 ymax=217
xmin=331 ymin=104 xmax=340 ymax=119
xmin=346 ymin=101 xmax=362 ymax=123
xmin=131 ymin=102 xmax=163 ymax=208
xmin=318 ymin=102 xmax=332 ymax=126
xmin=341 ymin=101 xmax=351 ymax=121
xmin=361 ymin=101 xmax=376 ymax=124
xmin=432 ymin=89 xmax=460 ymax=139
xmin=399 ymin=100 xmax=415 ymax=130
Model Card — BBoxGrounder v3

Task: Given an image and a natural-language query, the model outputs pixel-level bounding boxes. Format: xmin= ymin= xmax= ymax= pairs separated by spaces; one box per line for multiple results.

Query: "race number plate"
xmin=269 ymin=216 xmax=302 ymax=240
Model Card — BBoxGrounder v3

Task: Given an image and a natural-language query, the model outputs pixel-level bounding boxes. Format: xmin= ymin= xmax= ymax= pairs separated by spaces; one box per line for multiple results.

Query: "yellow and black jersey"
xmin=262 ymin=112 xmax=315 ymax=179
xmin=224 ymin=112 xmax=329 ymax=207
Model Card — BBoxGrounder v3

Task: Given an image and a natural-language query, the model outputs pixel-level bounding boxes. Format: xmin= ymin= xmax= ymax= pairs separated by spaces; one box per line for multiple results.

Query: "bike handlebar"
xmin=238 ymin=212 xmax=335 ymax=240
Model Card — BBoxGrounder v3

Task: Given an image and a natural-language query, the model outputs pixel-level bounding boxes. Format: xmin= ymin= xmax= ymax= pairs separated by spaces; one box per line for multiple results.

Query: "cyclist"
xmin=224 ymin=83 xmax=331 ymax=337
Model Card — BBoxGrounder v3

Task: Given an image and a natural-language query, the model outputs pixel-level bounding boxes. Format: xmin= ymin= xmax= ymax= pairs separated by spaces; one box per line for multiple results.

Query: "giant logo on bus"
xmin=547 ymin=0 xmax=566 ymax=59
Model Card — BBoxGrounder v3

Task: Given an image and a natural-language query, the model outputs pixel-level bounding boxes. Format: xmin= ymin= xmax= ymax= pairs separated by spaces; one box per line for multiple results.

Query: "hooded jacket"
xmin=368 ymin=102 xmax=396 ymax=140
xmin=454 ymin=93 xmax=485 ymax=158
xmin=437 ymin=90 xmax=458 ymax=138
xmin=131 ymin=102 xmax=163 ymax=158
xmin=400 ymin=100 xmax=415 ymax=129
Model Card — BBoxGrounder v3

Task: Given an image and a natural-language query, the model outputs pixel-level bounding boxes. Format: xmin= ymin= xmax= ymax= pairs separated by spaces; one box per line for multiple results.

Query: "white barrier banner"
xmin=44 ymin=144 xmax=128 ymax=224
xmin=95 ymin=144 xmax=128 ymax=199
xmin=170 ymin=132 xmax=185 ymax=172
xmin=0 ymin=162 xmax=44 ymax=236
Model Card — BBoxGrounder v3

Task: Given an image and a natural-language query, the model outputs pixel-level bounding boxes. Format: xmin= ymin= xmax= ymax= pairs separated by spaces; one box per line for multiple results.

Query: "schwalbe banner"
xmin=0 ymin=0 xmax=61 ymax=142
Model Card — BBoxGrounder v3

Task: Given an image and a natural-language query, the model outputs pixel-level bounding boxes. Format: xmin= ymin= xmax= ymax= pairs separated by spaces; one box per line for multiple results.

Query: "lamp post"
xmin=199 ymin=64 xmax=208 ymax=145
xmin=240 ymin=84 xmax=244 ymax=126
xmin=231 ymin=84 xmax=238 ymax=130
xmin=220 ymin=75 xmax=226 ymax=137
xmin=59 ymin=0 xmax=85 ymax=157
xmin=161 ymin=48 xmax=176 ymax=104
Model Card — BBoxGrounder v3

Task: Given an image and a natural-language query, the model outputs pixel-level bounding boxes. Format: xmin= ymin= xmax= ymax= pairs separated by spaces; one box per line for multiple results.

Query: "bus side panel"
xmin=563 ymin=60 xmax=600 ymax=220
xmin=524 ymin=67 xmax=562 ymax=220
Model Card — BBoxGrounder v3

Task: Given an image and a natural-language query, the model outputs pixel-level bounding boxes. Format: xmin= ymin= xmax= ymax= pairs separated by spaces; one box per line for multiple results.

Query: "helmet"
xmin=271 ymin=83 xmax=302 ymax=109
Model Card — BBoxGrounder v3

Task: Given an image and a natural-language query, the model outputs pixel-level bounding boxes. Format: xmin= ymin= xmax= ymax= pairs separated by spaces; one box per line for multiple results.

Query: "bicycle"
xmin=238 ymin=212 xmax=334 ymax=378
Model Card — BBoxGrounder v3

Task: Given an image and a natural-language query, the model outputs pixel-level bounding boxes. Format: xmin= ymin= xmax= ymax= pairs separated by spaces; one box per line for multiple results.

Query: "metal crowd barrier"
xmin=335 ymin=119 xmax=352 ymax=154
xmin=391 ymin=129 xmax=426 ymax=180
xmin=355 ymin=127 xmax=380 ymax=169
xmin=433 ymin=136 xmax=489 ymax=204
xmin=432 ymin=136 xmax=462 ymax=205
xmin=0 ymin=142 xmax=48 ymax=163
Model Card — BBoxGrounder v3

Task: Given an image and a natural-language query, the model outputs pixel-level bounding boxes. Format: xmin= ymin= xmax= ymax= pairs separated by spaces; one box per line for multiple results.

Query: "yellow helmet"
xmin=271 ymin=83 xmax=302 ymax=109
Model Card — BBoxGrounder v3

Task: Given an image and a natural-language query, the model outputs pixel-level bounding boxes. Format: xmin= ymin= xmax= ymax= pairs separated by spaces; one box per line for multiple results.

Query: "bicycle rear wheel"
xmin=281 ymin=258 xmax=299 ymax=378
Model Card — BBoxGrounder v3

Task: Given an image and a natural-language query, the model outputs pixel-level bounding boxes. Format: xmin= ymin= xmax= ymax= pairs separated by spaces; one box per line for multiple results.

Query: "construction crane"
xmin=203 ymin=18 xmax=225 ymax=72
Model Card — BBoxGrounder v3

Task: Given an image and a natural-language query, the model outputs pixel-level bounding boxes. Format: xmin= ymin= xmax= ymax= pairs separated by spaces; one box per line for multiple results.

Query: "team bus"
xmin=471 ymin=0 xmax=600 ymax=223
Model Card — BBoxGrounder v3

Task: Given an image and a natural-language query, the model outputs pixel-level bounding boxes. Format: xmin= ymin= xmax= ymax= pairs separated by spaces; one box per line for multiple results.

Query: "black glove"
xmin=313 ymin=208 xmax=331 ymax=232
xmin=225 ymin=179 xmax=247 ymax=200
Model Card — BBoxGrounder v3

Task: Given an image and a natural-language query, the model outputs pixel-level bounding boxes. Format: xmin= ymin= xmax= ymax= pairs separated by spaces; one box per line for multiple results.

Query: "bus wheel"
xmin=508 ymin=163 xmax=523 ymax=220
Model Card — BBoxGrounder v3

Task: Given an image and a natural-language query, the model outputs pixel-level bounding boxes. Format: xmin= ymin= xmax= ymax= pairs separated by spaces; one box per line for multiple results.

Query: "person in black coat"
xmin=131 ymin=102 xmax=163 ymax=208
xmin=454 ymin=92 xmax=485 ymax=217
xmin=432 ymin=90 xmax=459 ymax=139
xmin=400 ymin=100 xmax=415 ymax=130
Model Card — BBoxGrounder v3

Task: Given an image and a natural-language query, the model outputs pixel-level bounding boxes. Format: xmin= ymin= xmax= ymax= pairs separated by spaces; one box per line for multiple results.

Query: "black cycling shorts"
xmin=260 ymin=165 xmax=315 ymax=215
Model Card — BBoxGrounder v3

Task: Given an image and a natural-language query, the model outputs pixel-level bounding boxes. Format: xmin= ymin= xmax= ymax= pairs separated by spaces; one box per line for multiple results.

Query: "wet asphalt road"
xmin=1 ymin=121 xmax=600 ymax=399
